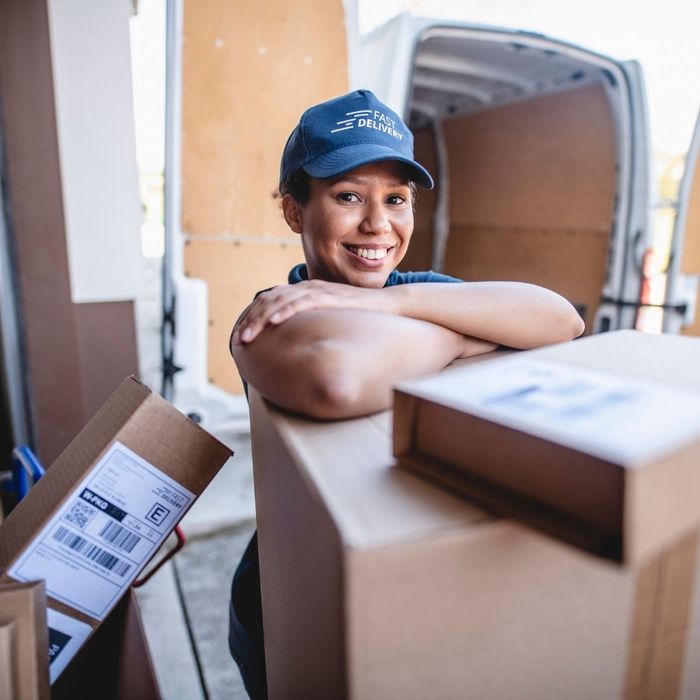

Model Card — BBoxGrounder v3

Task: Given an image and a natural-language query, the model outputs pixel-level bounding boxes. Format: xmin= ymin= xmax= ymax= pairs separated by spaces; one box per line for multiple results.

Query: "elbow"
xmin=570 ymin=311 xmax=585 ymax=340
xmin=304 ymin=371 xmax=364 ymax=419
xmin=515 ymin=301 xmax=585 ymax=350
xmin=545 ymin=305 xmax=585 ymax=346
xmin=303 ymin=343 xmax=367 ymax=419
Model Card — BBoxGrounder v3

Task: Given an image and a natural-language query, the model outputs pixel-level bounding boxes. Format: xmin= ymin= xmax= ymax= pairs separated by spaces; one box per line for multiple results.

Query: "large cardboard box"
xmin=0 ymin=581 xmax=49 ymax=700
xmin=249 ymin=374 xmax=700 ymax=700
xmin=394 ymin=330 xmax=700 ymax=565
xmin=0 ymin=376 xmax=232 ymax=683
xmin=0 ymin=619 xmax=15 ymax=699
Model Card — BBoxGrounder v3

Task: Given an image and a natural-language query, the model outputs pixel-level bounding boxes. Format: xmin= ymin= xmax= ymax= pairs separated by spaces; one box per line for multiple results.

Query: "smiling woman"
xmin=282 ymin=162 xmax=415 ymax=287
xmin=227 ymin=88 xmax=584 ymax=700
xmin=231 ymin=89 xmax=583 ymax=403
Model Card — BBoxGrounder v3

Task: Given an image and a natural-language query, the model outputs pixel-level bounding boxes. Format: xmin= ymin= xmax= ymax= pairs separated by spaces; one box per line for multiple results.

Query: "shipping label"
xmin=424 ymin=358 xmax=700 ymax=463
xmin=8 ymin=441 xmax=194 ymax=620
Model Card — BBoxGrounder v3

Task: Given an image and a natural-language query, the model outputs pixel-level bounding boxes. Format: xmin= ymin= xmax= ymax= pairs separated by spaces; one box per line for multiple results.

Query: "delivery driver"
xmin=228 ymin=89 xmax=584 ymax=698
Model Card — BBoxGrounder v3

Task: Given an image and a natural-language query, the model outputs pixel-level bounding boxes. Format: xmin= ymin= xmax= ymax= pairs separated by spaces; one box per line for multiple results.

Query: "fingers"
xmin=232 ymin=284 xmax=318 ymax=345
xmin=231 ymin=280 xmax=375 ymax=346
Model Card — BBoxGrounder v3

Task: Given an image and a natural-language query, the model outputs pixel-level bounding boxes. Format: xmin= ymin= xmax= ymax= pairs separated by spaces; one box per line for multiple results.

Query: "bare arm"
xmin=232 ymin=280 xmax=584 ymax=350
xmin=382 ymin=281 xmax=584 ymax=349
xmin=232 ymin=308 xmax=495 ymax=419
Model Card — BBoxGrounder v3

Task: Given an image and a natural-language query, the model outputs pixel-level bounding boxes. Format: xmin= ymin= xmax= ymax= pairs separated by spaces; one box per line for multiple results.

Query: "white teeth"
xmin=351 ymin=247 xmax=387 ymax=260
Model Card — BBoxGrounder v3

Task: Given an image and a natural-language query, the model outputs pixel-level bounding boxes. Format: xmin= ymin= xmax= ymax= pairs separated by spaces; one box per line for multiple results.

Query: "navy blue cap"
xmin=280 ymin=90 xmax=434 ymax=189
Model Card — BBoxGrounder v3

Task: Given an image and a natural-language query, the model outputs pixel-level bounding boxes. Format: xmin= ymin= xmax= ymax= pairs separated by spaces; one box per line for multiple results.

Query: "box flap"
xmin=0 ymin=377 xmax=151 ymax=572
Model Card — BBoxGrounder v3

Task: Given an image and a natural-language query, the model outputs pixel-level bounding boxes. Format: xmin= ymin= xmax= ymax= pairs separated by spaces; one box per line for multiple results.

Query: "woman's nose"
xmin=360 ymin=202 xmax=392 ymax=235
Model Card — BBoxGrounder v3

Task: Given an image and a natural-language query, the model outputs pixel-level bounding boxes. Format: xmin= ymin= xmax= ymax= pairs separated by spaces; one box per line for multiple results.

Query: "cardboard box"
xmin=248 ymin=381 xmax=700 ymax=700
xmin=0 ymin=376 xmax=232 ymax=683
xmin=394 ymin=330 xmax=700 ymax=565
xmin=0 ymin=620 xmax=15 ymax=700
xmin=0 ymin=581 xmax=49 ymax=699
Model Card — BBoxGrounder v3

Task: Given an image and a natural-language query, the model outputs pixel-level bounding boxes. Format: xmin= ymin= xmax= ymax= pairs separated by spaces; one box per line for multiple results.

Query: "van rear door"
xmin=663 ymin=111 xmax=700 ymax=336
xmin=366 ymin=19 xmax=653 ymax=334
xmin=594 ymin=60 xmax=652 ymax=333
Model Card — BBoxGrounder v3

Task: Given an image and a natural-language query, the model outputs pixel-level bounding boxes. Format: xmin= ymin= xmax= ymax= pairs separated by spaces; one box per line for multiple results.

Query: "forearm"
xmin=383 ymin=282 xmax=584 ymax=349
xmin=232 ymin=308 xmax=492 ymax=419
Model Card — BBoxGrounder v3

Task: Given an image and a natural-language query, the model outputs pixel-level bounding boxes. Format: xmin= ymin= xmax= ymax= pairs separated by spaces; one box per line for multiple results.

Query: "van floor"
xmin=134 ymin=427 xmax=255 ymax=700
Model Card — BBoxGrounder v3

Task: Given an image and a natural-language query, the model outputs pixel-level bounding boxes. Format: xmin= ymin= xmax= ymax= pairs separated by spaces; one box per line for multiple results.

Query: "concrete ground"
xmin=134 ymin=427 xmax=256 ymax=700
xmin=133 ymin=256 xmax=257 ymax=698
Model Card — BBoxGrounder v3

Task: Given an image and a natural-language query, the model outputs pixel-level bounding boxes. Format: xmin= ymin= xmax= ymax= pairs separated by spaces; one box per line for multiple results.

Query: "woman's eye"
xmin=337 ymin=192 xmax=360 ymax=203
xmin=387 ymin=194 xmax=406 ymax=206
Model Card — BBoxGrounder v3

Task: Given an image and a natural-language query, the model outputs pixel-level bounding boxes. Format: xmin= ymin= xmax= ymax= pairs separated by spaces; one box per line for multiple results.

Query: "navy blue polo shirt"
xmin=288 ymin=263 xmax=460 ymax=286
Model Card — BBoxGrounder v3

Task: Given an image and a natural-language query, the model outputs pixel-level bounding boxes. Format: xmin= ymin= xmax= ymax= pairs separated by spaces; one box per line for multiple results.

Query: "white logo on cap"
xmin=331 ymin=109 xmax=404 ymax=141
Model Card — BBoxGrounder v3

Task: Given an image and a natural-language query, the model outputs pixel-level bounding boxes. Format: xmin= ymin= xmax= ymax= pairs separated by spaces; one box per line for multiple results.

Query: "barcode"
xmin=53 ymin=526 xmax=131 ymax=577
xmin=98 ymin=521 xmax=141 ymax=553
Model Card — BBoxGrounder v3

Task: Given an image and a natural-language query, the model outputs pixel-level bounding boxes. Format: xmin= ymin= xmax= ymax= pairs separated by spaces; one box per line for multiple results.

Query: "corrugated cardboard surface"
xmin=0 ymin=581 xmax=49 ymax=700
xmin=251 ymin=390 xmax=347 ymax=700
xmin=395 ymin=331 xmax=700 ymax=564
xmin=0 ymin=377 xmax=232 ymax=579
xmin=0 ymin=376 xmax=232 ymax=679
xmin=0 ymin=620 xmax=16 ymax=700
xmin=250 ymin=347 xmax=700 ymax=698
xmin=0 ymin=620 xmax=14 ymax=700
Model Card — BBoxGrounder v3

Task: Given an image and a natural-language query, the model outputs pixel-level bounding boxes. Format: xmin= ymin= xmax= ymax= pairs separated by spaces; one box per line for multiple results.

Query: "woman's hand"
xmin=231 ymin=280 xmax=396 ymax=346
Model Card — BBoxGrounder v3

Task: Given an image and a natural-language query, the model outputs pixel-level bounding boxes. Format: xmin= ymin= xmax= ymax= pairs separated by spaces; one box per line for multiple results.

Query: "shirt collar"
xmin=289 ymin=263 xmax=399 ymax=288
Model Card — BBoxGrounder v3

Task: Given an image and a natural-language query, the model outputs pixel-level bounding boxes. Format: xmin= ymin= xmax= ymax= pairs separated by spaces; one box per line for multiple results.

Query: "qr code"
xmin=63 ymin=500 xmax=96 ymax=530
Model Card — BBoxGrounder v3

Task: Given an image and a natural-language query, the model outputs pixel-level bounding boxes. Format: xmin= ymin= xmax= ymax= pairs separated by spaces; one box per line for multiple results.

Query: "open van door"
xmin=595 ymin=60 xmax=652 ymax=333
xmin=359 ymin=17 xmax=654 ymax=334
xmin=663 ymin=111 xmax=700 ymax=336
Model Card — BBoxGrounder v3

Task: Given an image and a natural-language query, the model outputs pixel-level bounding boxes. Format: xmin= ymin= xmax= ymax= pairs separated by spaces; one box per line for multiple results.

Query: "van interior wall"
xmin=181 ymin=0 xmax=347 ymax=395
xmin=406 ymin=82 xmax=616 ymax=333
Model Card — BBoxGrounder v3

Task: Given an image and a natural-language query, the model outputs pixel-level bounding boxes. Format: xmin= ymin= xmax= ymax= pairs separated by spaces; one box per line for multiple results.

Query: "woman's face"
xmin=284 ymin=161 xmax=414 ymax=288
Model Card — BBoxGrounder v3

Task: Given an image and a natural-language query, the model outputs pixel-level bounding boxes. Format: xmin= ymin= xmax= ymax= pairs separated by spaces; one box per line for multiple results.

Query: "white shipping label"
xmin=8 ymin=441 xmax=194 ymax=621
xmin=47 ymin=608 xmax=92 ymax=683
xmin=421 ymin=359 xmax=700 ymax=464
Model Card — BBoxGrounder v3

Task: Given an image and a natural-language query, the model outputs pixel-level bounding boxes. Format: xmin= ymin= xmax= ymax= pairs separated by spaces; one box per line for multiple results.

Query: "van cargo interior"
xmin=402 ymin=28 xmax=629 ymax=333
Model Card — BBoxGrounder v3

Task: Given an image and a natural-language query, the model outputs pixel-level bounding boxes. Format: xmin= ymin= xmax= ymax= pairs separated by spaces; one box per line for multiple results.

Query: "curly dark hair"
xmin=276 ymin=167 xmax=418 ymax=210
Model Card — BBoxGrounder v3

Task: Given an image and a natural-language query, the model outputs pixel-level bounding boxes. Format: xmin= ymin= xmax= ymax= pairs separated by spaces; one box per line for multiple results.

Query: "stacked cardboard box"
xmin=0 ymin=581 xmax=49 ymax=699
xmin=248 ymin=332 xmax=700 ymax=698
xmin=394 ymin=330 xmax=700 ymax=565
xmin=0 ymin=376 xmax=232 ymax=685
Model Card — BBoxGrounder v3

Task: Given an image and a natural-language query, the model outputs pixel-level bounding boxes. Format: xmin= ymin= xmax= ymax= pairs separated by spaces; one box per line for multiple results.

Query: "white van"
xmin=357 ymin=15 xmax=699 ymax=337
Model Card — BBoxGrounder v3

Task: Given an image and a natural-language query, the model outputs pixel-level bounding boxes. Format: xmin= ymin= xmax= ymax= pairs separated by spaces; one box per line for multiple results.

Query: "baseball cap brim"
xmin=302 ymin=144 xmax=434 ymax=189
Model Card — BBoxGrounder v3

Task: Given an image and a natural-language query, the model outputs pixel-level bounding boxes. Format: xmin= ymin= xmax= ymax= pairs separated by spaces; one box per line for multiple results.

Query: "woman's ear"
xmin=282 ymin=195 xmax=304 ymax=234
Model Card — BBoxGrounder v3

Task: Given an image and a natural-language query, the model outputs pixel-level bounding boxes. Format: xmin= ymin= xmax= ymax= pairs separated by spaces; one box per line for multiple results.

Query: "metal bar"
xmin=162 ymin=0 xmax=183 ymax=401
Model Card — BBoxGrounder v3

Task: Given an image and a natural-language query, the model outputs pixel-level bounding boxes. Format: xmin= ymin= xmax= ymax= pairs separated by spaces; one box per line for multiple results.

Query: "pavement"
xmin=134 ymin=427 xmax=256 ymax=700
xmin=134 ymin=255 xmax=257 ymax=699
